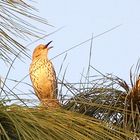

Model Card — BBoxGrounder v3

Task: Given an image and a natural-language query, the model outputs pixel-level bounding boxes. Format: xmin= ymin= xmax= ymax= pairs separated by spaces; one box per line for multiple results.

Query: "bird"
xmin=29 ymin=41 xmax=59 ymax=108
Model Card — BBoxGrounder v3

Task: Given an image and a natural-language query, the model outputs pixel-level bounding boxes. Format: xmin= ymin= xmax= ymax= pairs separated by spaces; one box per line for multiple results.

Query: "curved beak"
xmin=45 ymin=41 xmax=53 ymax=50
xmin=45 ymin=41 xmax=52 ymax=47
xmin=48 ymin=46 xmax=53 ymax=50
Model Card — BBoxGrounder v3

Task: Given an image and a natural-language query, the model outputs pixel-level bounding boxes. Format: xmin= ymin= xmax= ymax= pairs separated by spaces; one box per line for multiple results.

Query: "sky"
xmin=35 ymin=0 xmax=140 ymax=82
xmin=1 ymin=0 xmax=140 ymax=103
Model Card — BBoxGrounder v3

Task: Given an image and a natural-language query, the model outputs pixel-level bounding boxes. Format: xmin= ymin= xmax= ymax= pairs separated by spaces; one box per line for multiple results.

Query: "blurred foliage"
xmin=64 ymin=71 xmax=140 ymax=136
xmin=0 ymin=105 xmax=138 ymax=140
xmin=0 ymin=0 xmax=50 ymax=64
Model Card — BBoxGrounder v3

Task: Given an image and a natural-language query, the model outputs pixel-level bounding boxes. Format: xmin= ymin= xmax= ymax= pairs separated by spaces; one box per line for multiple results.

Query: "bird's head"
xmin=32 ymin=41 xmax=53 ymax=60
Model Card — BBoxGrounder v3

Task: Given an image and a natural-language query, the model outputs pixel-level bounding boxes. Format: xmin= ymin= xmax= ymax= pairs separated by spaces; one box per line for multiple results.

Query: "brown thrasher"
xmin=29 ymin=41 xmax=59 ymax=108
